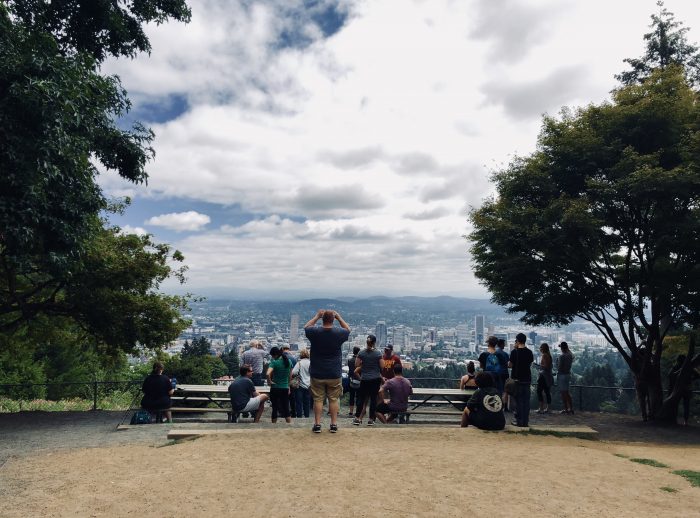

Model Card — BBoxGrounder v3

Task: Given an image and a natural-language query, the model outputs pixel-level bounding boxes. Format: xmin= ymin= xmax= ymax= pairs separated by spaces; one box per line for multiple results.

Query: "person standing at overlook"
xmin=353 ymin=334 xmax=384 ymax=426
xmin=381 ymin=344 xmax=401 ymax=380
xmin=241 ymin=340 xmax=266 ymax=386
xmin=509 ymin=333 xmax=534 ymax=427
xmin=304 ymin=309 xmax=351 ymax=433
xmin=557 ymin=341 xmax=574 ymax=415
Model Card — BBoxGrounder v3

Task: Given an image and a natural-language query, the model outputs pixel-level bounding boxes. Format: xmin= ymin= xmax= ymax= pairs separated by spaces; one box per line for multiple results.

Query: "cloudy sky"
xmin=100 ymin=0 xmax=700 ymax=300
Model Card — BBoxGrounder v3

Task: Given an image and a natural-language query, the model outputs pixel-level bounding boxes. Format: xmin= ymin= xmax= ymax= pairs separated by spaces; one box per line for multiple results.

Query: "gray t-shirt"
xmin=305 ymin=327 xmax=350 ymax=379
xmin=558 ymin=351 xmax=574 ymax=374
xmin=358 ymin=348 xmax=382 ymax=380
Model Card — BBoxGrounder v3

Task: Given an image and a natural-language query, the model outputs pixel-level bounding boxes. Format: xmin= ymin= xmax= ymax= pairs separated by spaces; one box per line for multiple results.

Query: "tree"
xmin=181 ymin=337 xmax=212 ymax=359
xmin=617 ymin=1 xmax=700 ymax=87
xmin=469 ymin=62 xmax=700 ymax=420
xmin=220 ymin=347 xmax=240 ymax=377
xmin=0 ymin=2 xmax=192 ymax=353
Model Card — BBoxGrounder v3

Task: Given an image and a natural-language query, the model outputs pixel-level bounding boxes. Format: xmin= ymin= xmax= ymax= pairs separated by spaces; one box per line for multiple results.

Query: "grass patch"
xmin=659 ymin=486 xmax=678 ymax=493
xmin=630 ymin=458 xmax=669 ymax=468
xmin=672 ymin=470 xmax=700 ymax=487
xmin=613 ymin=453 xmax=629 ymax=458
xmin=508 ymin=428 xmax=597 ymax=441
xmin=155 ymin=436 xmax=200 ymax=448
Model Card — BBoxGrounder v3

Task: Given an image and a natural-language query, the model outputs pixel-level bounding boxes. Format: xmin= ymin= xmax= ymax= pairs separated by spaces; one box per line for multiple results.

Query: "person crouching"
xmin=460 ymin=372 xmax=506 ymax=430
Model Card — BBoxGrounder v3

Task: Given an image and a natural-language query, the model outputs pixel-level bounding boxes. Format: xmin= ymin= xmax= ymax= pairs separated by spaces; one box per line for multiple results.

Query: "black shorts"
xmin=376 ymin=402 xmax=404 ymax=414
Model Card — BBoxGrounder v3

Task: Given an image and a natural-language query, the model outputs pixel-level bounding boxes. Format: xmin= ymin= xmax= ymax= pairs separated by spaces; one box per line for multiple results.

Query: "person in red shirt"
xmin=381 ymin=344 xmax=402 ymax=380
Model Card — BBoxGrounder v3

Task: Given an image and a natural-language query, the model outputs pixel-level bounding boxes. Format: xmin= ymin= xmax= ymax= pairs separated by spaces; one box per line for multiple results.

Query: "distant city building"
xmin=264 ymin=324 xmax=275 ymax=334
xmin=290 ymin=314 xmax=299 ymax=344
xmin=474 ymin=315 xmax=485 ymax=346
xmin=376 ymin=321 xmax=387 ymax=347
xmin=456 ymin=324 xmax=469 ymax=344
xmin=529 ymin=331 xmax=538 ymax=346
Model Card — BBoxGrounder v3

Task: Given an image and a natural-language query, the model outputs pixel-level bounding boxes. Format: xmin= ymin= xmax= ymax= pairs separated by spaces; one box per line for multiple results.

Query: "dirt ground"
xmin=1 ymin=422 xmax=698 ymax=518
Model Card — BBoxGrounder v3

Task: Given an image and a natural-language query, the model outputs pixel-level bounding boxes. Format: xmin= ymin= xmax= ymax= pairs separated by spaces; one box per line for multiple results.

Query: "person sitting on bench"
xmin=376 ymin=364 xmax=413 ymax=424
xmin=229 ymin=364 xmax=269 ymax=423
xmin=461 ymin=372 xmax=505 ymax=430
xmin=141 ymin=361 xmax=174 ymax=423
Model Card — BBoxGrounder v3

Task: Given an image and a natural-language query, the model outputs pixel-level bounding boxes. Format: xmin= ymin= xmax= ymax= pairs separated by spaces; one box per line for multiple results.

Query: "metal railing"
xmin=0 ymin=378 xmax=697 ymax=414
xmin=0 ymin=380 xmax=141 ymax=412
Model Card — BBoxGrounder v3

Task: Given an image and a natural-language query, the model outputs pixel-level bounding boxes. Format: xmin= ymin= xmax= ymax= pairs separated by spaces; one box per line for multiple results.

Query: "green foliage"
xmin=617 ymin=2 xmax=700 ymax=87
xmin=659 ymin=486 xmax=677 ymax=493
xmin=220 ymin=346 xmax=240 ymax=376
xmin=163 ymin=354 xmax=227 ymax=385
xmin=181 ymin=337 xmax=212 ymax=359
xmin=630 ymin=458 xmax=669 ymax=468
xmin=469 ymin=66 xmax=700 ymax=332
xmin=0 ymin=2 xmax=192 ymax=357
xmin=672 ymin=470 xmax=700 ymax=487
xmin=6 ymin=0 xmax=191 ymax=63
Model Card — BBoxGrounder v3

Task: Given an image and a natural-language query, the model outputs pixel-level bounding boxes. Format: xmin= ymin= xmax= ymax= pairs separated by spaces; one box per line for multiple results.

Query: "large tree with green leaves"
xmin=468 ymin=6 xmax=700 ymax=422
xmin=1 ymin=2 xmax=192 ymax=356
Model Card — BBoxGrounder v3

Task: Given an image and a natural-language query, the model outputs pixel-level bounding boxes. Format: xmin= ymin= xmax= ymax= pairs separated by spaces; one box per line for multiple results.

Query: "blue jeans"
xmin=516 ymin=382 xmax=531 ymax=426
xmin=294 ymin=387 xmax=311 ymax=418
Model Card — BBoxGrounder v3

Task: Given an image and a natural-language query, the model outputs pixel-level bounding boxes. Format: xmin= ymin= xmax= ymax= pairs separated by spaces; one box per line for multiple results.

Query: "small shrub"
xmin=630 ymin=458 xmax=669 ymax=468
xmin=659 ymin=486 xmax=677 ymax=493
xmin=672 ymin=470 xmax=700 ymax=487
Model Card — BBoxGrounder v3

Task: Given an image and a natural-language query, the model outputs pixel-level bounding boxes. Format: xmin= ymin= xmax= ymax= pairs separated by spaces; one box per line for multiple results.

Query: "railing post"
xmin=93 ymin=381 xmax=98 ymax=411
xmin=579 ymin=385 xmax=583 ymax=411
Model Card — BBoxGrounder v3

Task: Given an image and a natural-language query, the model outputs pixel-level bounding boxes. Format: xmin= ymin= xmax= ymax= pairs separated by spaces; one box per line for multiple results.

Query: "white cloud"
xmin=145 ymin=211 xmax=211 ymax=232
xmin=119 ymin=225 xmax=148 ymax=236
xmin=99 ymin=0 xmax=700 ymax=297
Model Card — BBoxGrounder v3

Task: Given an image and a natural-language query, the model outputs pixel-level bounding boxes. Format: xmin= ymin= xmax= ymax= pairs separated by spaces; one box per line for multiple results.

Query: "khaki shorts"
xmin=310 ymin=378 xmax=343 ymax=403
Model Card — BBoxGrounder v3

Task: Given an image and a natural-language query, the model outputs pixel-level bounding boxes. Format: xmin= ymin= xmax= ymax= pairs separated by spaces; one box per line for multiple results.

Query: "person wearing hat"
xmin=557 ymin=341 xmax=574 ymax=414
xmin=381 ymin=344 xmax=402 ymax=381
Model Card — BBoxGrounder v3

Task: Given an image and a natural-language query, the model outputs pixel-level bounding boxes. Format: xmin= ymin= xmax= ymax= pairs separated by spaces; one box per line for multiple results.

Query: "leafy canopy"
xmin=617 ymin=1 xmax=700 ymax=87
xmin=469 ymin=65 xmax=700 ymax=349
xmin=0 ymin=1 xmax=192 ymax=352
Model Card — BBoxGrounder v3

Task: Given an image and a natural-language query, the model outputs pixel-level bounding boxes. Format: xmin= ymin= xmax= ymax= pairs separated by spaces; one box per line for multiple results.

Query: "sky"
xmin=100 ymin=0 xmax=700 ymax=300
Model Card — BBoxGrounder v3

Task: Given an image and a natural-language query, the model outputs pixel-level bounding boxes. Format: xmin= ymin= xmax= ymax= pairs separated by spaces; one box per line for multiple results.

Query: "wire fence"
xmin=0 ymin=378 xmax=698 ymax=416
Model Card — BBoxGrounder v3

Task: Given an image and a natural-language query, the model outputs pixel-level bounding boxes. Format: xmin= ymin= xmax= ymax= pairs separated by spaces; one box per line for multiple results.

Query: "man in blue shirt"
xmin=305 ymin=309 xmax=351 ymax=433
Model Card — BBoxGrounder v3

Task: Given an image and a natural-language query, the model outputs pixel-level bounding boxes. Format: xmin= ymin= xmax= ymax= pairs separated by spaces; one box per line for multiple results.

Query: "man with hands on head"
xmin=304 ymin=309 xmax=351 ymax=434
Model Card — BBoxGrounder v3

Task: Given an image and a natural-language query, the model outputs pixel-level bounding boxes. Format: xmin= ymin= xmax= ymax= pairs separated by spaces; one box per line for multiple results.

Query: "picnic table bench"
xmin=172 ymin=384 xmax=270 ymax=422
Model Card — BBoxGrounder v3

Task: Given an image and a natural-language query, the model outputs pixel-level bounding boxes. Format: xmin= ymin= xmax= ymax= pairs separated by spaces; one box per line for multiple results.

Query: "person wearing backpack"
xmin=484 ymin=337 xmax=504 ymax=394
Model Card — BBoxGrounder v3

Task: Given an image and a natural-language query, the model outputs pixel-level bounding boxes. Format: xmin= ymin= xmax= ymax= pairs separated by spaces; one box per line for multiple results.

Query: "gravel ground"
xmin=1 ymin=408 xmax=698 ymax=467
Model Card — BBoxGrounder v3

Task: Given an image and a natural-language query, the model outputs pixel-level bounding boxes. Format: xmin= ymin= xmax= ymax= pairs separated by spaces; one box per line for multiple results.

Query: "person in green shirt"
xmin=267 ymin=347 xmax=292 ymax=423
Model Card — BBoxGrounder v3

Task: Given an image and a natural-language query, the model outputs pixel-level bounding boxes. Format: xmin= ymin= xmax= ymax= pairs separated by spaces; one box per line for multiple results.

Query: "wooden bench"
xmin=171 ymin=396 xmax=230 ymax=402
xmin=170 ymin=406 xmax=237 ymax=422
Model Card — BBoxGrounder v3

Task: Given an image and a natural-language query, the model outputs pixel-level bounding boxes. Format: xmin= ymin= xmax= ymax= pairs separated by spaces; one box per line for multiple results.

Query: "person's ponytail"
xmin=282 ymin=354 xmax=290 ymax=368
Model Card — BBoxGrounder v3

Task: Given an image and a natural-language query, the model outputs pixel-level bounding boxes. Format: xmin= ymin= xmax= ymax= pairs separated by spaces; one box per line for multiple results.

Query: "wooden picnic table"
xmin=408 ymin=387 xmax=476 ymax=412
xmin=170 ymin=384 xmax=271 ymax=422
xmin=175 ymin=383 xmax=269 ymax=406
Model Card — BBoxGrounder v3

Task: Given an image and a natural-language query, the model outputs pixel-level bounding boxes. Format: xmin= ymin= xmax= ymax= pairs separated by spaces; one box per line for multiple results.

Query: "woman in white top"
xmin=292 ymin=348 xmax=312 ymax=418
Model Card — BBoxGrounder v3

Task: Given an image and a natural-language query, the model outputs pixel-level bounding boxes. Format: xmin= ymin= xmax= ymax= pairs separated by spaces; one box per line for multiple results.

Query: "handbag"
xmin=504 ymin=348 xmax=518 ymax=395
xmin=290 ymin=371 xmax=301 ymax=389
xmin=349 ymin=377 xmax=361 ymax=390
xmin=504 ymin=377 xmax=518 ymax=395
